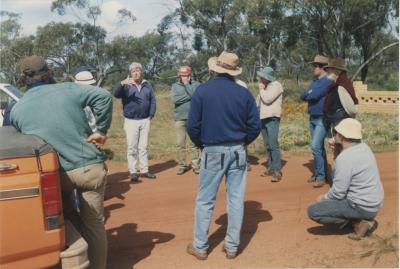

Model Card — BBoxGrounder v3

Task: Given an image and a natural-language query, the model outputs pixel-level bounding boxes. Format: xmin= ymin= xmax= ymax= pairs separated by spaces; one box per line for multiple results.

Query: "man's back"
xmin=11 ymin=82 xmax=113 ymax=171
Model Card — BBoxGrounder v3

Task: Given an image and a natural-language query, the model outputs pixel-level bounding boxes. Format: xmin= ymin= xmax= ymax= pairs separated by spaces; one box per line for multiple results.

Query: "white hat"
xmin=75 ymin=71 xmax=96 ymax=85
xmin=334 ymin=118 xmax=362 ymax=139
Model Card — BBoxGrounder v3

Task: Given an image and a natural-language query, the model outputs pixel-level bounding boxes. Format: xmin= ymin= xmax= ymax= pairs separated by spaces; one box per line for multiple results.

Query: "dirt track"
xmin=104 ymin=152 xmax=398 ymax=268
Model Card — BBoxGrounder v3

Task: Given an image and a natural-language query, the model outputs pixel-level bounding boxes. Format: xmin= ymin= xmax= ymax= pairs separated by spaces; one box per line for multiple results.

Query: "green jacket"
xmin=171 ymin=80 xmax=200 ymax=121
xmin=10 ymin=82 xmax=113 ymax=171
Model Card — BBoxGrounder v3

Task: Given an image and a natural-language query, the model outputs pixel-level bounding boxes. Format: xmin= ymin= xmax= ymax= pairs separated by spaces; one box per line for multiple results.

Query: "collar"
xmin=27 ymin=81 xmax=48 ymax=90
xmin=214 ymin=74 xmax=235 ymax=81
xmin=318 ymin=73 xmax=327 ymax=80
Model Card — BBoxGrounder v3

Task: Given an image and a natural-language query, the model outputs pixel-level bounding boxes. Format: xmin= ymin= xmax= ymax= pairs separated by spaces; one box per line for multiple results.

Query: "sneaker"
xmin=306 ymin=176 xmax=316 ymax=183
xmin=177 ymin=167 xmax=186 ymax=175
xmin=313 ymin=179 xmax=326 ymax=188
xmin=271 ymin=171 xmax=282 ymax=182
xmin=348 ymin=220 xmax=378 ymax=240
xmin=130 ymin=173 xmax=139 ymax=183
xmin=186 ymin=244 xmax=207 ymax=260
xmin=141 ymin=172 xmax=156 ymax=179
xmin=193 ymin=168 xmax=200 ymax=174
xmin=222 ymin=247 xmax=238 ymax=259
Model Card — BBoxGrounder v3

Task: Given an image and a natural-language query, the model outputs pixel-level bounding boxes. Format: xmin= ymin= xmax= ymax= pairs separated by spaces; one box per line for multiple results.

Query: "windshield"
xmin=4 ymin=85 xmax=23 ymax=99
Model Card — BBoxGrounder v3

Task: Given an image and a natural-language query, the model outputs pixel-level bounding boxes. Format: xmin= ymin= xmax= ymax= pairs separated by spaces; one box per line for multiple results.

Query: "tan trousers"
xmin=60 ymin=162 xmax=107 ymax=269
xmin=175 ymin=120 xmax=200 ymax=169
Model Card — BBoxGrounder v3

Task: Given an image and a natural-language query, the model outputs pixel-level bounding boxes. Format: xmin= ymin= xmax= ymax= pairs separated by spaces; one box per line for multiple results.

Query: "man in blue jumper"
xmin=186 ymin=51 xmax=261 ymax=260
xmin=300 ymin=55 xmax=333 ymax=188
xmin=114 ymin=62 xmax=157 ymax=181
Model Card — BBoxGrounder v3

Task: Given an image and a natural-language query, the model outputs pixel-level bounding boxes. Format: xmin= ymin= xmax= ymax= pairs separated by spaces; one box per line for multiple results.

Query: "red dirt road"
xmin=104 ymin=152 xmax=398 ymax=268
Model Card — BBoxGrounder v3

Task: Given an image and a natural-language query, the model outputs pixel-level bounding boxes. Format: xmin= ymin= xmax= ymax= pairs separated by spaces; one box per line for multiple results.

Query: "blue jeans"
xmin=309 ymin=116 xmax=328 ymax=180
xmin=308 ymin=199 xmax=377 ymax=228
xmin=193 ymin=143 xmax=247 ymax=253
xmin=261 ymin=117 xmax=281 ymax=172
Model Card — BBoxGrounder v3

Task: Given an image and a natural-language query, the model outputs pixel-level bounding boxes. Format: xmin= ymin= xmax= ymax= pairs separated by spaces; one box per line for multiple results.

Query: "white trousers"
xmin=124 ymin=117 xmax=151 ymax=174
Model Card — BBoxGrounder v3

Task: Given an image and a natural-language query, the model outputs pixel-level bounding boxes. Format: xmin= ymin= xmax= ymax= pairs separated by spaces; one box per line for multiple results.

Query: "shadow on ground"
xmin=107 ymin=223 xmax=175 ymax=269
xmin=149 ymin=160 xmax=178 ymax=174
xmin=307 ymin=224 xmax=353 ymax=236
xmin=208 ymin=200 xmax=272 ymax=255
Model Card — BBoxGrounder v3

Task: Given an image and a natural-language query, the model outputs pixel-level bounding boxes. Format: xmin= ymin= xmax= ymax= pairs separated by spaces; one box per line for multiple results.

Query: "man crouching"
xmin=308 ymin=118 xmax=384 ymax=240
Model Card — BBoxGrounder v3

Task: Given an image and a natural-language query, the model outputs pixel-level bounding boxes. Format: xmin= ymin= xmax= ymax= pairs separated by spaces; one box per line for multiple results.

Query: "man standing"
xmin=114 ymin=62 xmax=157 ymax=182
xmin=10 ymin=56 xmax=113 ymax=269
xmin=308 ymin=118 xmax=384 ymax=240
xmin=171 ymin=65 xmax=201 ymax=175
xmin=186 ymin=51 xmax=261 ymax=260
xmin=300 ymin=55 xmax=333 ymax=188
xmin=257 ymin=67 xmax=284 ymax=182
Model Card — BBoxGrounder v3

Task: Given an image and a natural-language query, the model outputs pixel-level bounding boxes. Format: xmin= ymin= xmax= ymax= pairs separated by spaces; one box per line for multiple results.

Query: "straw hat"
xmin=310 ymin=54 xmax=329 ymax=65
xmin=257 ymin=66 xmax=276 ymax=82
xmin=75 ymin=70 xmax=96 ymax=85
xmin=324 ymin=58 xmax=347 ymax=72
xmin=334 ymin=118 xmax=362 ymax=139
xmin=178 ymin=66 xmax=192 ymax=76
xmin=208 ymin=51 xmax=242 ymax=76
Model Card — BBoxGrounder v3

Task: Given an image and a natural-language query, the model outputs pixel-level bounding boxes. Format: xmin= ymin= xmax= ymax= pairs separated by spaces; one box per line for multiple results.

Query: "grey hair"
xmin=129 ymin=62 xmax=143 ymax=71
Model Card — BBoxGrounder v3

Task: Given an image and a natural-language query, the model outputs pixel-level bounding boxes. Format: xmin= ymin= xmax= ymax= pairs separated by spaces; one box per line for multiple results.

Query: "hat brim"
xmin=256 ymin=71 xmax=276 ymax=82
xmin=334 ymin=125 xmax=362 ymax=139
xmin=208 ymin=57 xmax=242 ymax=76
xmin=323 ymin=65 xmax=347 ymax=72
xmin=309 ymin=61 xmax=328 ymax=65
xmin=75 ymin=79 xmax=96 ymax=85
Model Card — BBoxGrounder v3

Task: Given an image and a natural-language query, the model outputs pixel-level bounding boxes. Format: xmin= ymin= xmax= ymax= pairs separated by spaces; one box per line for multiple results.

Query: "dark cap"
xmin=19 ymin=55 xmax=49 ymax=77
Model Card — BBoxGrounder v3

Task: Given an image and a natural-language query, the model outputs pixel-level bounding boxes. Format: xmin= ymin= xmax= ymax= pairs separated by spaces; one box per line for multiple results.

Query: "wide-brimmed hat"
xmin=324 ymin=58 xmax=347 ymax=72
xmin=257 ymin=66 xmax=276 ymax=82
xmin=208 ymin=51 xmax=242 ymax=76
xmin=75 ymin=70 xmax=96 ymax=85
xmin=334 ymin=118 xmax=362 ymax=139
xmin=19 ymin=55 xmax=49 ymax=77
xmin=178 ymin=65 xmax=191 ymax=76
xmin=310 ymin=54 xmax=329 ymax=65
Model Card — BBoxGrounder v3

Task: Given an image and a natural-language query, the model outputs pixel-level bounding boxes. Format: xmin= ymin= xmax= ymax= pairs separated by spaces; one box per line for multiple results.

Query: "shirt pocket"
xmin=203 ymin=152 xmax=225 ymax=172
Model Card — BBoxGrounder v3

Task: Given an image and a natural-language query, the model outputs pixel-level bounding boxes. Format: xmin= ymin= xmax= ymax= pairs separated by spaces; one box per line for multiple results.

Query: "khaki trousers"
xmin=175 ymin=120 xmax=200 ymax=169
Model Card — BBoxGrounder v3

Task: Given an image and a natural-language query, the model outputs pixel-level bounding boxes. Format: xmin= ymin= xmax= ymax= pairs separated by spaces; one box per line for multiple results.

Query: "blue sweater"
xmin=300 ymin=75 xmax=332 ymax=116
xmin=187 ymin=75 xmax=261 ymax=148
xmin=113 ymin=80 xmax=156 ymax=119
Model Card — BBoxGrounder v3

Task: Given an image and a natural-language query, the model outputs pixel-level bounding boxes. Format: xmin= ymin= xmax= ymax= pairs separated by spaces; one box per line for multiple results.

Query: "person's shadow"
xmin=307 ymin=224 xmax=353 ymax=236
xmin=107 ymin=223 xmax=175 ymax=269
xmin=105 ymin=172 xmax=134 ymax=201
xmin=208 ymin=200 xmax=272 ymax=255
xmin=261 ymin=159 xmax=288 ymax=170
xmin=149 ymin=160 xmax=177 ymax=174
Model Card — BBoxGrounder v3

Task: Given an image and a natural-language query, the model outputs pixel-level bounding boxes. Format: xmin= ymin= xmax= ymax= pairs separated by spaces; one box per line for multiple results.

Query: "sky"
xmin=0 ymin=0 xmax=179 ymax=38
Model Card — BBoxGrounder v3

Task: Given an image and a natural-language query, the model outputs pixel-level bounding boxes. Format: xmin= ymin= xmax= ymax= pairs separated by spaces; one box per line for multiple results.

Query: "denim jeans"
xmin=175 ymin=120 xmax=200 ymax=169
xmin=193 ymin=143 xmax=247 ymax=253
xmin=261 ymin=117 xmax=281 ymax=172
xmin=324 ymin=109 xmax=350 ymax=137
xmin=309 ymin=116 xmax=328 ymax=180
xmin=308 ymin=199 xmax=377 ymax=228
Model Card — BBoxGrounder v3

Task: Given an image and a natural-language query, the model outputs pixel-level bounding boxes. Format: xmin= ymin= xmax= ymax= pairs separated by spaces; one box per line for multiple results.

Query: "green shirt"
xmin=10 ymin=82 xmax=113 ymax=171
xmin=171 ymin=80 xmax=200 ymax=121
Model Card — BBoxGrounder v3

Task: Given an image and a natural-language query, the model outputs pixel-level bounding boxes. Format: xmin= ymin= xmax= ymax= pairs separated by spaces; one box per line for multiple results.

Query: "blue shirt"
xmin=113 ymin=80 xmax=156 ymax=119
xmin=300 ymin=75 xmax=333 ymax=116
xmin=187 ymin=74 xmax=261 ymax=148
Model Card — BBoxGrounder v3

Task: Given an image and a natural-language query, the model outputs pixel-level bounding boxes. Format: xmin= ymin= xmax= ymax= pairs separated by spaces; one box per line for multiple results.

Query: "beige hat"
xmin=208 ymin=51 xmax=242 ymax=76
xmin=75 ymin=71 xmax=96 ymax=85
xmin=310 ymin=54 xmax=329 ymax=65
xmin=334 ymin=118 xmax=362 ymax=139
xmin=324 ymin=58 xmax=347 ymax=72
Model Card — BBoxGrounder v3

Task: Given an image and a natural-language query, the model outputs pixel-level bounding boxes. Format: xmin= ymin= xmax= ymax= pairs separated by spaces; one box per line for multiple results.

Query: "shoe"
xmin=177 ymin=167 xmax=186 ymax=175
xmin=193 ymin=168 xmax=200 ymax=174
xmin=271 ymin=171 xmax=282 ymax=182
xmin=307 ymin=176 xmax=316 ymax=183
xmin=130 ymin=173 xmax=139 ymax=182
xmin=313 ymin=179 xmax=326 ymax=188
xmin=261 ymin=169 xmax=273 ymax=177
xmin=247 ymin=164 xmax=252 ymax=171
xmin=186 ymin=244 xmax=207 ymax=260
xmin=348 ymin=220 xmax=378 ymax=240
xmin=141 ymin=172 xmax=156 ymax=179
xmin=222 ymin=247 xmax=238 ymax=259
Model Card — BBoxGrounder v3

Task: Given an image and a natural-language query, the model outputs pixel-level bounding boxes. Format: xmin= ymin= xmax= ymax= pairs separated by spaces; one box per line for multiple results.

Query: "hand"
xmin=258 ymin=82 xmax=266 ymax=91
xmin=316 ymin=194 xmax=325 ymax=202
xmin=87 ymin=133 xmax=107 ymax=148
xmin=121 ymin=77 xmax=135 ymax=86
xmin=328 ymin=138 xmax=335 ymax=151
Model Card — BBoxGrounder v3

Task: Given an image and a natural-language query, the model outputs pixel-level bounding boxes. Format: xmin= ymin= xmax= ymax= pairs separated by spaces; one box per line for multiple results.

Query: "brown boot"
xmin=271 ymin=171 xmax=282 ymax=182
xmin=348 ymin=220 xmax=377 ymax=240
xmin=222 ymin=247 xmax=238 ymax=259
xmin=186 ymin=244 xmax=207 ymax=260
xmin=313 ymin=179 xmax=326 ymax=188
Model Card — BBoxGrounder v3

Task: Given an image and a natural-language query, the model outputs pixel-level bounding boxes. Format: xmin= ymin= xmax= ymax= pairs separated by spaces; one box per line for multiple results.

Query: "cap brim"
xmin=208 ymin=57 xmax=242 ymax=76
xmin=75 ymin=79 xmax=96 ymax=85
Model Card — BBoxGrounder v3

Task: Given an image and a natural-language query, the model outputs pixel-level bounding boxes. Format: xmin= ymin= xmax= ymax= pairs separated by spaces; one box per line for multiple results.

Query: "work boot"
xmin=348 ymin=220 xmax=378 ymax=240
xmin=313 ymin=179 xmax=326 ymax=188
xmin=186 ymin=244 xmax=207 ymax=260
xmin=261 ymin=169 xmax=273 ymax=177
xmin=130 ymin=173 xmax=140 ymax=183
xmin=247 ymin=164 xmax=252 ymax=171
xmin=141 ymin=172 xmax=156 ymax=179
xmin=193 ymin=167 xmax=200 ymax=174
xmin=177 ymin=167 xmax=186 ymax=175
xmin=271 ymin=171 xmax=282 ymax=182
xmin=306 ymin=176 xmax=316 ymax=183
xmin=222 ymin=246 xmax=238 ymax=259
